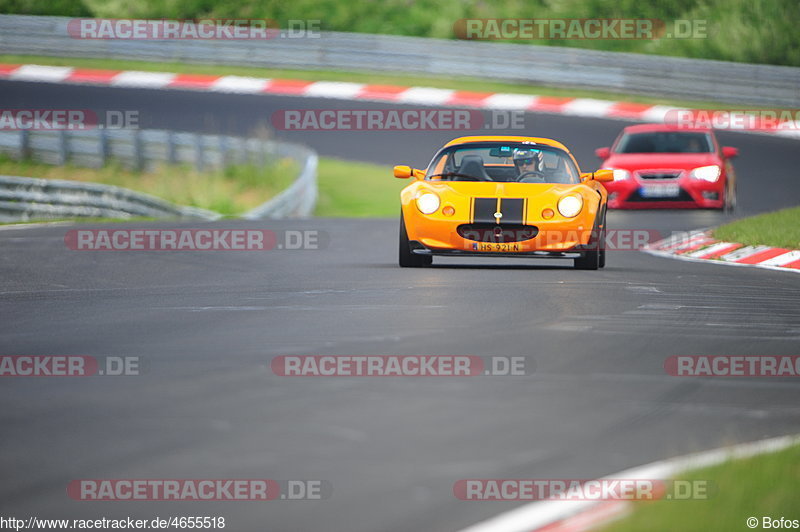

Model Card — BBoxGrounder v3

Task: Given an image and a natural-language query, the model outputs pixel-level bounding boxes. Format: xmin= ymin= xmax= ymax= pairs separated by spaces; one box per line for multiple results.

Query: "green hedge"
xmin=2 ymin=0 xmax=797 ymax=67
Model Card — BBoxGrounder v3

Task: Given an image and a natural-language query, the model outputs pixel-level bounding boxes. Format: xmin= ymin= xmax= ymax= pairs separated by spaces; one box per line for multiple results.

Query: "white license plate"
xmin=475 ymin=242 xmax=521 ymax=252
xmin=641 ymin=184 xmax=680 ymax=198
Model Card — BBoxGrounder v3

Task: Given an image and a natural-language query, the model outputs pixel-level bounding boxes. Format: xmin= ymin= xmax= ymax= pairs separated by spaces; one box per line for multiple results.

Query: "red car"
xmin=595 ymin=124 xmax=738 ymax=211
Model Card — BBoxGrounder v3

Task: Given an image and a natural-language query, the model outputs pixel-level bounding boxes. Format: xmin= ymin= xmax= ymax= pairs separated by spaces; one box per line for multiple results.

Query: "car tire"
xmin=575 ymin=219 xmax=602 ymax=270
xmin=724 ymin=183 xmax=737 ymax=213
xmin=599 ymin=240 xmax=606 ymax=269
xmin=575 ymin=249 xmax=599 ymax=270
xmin=399 ymin=212 xmax=432 ymax=268
xmin=598 ymin=222 xmax=607 ymax=269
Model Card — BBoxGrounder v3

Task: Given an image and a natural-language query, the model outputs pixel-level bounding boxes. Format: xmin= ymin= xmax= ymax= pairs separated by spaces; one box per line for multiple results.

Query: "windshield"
xmin=426 ymin=142 xmax=580 ymax=184
xmin=615 ymin=132 xmax=713 ymax=154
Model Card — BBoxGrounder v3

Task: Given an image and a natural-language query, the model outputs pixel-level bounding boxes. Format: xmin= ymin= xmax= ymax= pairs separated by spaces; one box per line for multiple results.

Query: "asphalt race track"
xmin=1 ymin=80 xmax=799 ymax=532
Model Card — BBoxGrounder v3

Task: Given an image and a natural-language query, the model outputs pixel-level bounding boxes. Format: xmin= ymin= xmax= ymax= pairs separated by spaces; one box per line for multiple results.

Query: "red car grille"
xmin=637 ymin=171 xmax=682 ymax=180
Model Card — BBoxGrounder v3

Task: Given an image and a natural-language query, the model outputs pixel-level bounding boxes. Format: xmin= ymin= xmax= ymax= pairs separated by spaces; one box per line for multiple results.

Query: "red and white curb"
xmin=644 ymin=230 xmax=800 ymax=274
xmin=458 ymin=434 xmax=800 ymax=532
xmin=1 ymin=63 xmax=799 ymax=138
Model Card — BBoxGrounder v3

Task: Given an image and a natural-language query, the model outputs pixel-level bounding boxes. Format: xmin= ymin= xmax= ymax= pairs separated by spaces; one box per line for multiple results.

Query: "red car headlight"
xmin=690 ymin=165 xmax=721 ymax=182
xmin=611 ymin=169 xmax=630 ymax=181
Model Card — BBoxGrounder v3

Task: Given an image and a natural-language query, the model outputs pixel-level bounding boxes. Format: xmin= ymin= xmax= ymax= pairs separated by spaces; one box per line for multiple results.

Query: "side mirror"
xmin=581 ymin=169 xmax=614 ymax=183
xmin=595 ymin=147 xmax=610 ymax=160
xmin=722 ymin=146 xmax=739 ymax=159
xmin=394 ymin=165 xmax=413 ymax=179
xmin=592 ymin=169 xmax=614 ymax=182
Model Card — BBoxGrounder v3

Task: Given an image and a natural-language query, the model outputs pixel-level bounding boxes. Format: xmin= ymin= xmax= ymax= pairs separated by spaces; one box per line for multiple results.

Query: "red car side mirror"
xmin=595 ymin=147 xmax=610 ymax=159
xmin=722 ymin=146 xmax=739 ymax=159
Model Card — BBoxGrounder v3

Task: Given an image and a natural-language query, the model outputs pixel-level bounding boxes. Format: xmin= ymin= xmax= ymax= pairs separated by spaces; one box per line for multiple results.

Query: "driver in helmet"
xmin=513 ymin=149 xmax=542 ymax=180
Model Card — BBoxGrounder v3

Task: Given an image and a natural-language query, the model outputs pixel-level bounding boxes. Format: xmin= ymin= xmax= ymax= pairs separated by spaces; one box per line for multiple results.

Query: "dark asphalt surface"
xmin=1 ymin=80 xmax=799 ymax=532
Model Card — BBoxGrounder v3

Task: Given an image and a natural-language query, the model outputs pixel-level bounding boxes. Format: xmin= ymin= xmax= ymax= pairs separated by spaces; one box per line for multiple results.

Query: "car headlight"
xmin=611 ymin=169 xmax=630 ymax=181
xmin=416 ymin=192 xmax=440 ymax=214
xmin=557 ymin=194 xmax=583 ymax=218
xmin=690 ymin=165 xmax=721 ymax=182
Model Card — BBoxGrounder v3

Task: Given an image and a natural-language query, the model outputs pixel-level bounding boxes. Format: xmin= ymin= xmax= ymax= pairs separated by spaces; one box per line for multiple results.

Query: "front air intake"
xmin=457 ymin=224 xmax=538 ymax=243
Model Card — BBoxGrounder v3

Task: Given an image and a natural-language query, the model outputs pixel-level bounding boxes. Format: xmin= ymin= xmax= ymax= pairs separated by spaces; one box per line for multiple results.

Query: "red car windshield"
xmin=615 ymin=132 xmax=713 ymax=154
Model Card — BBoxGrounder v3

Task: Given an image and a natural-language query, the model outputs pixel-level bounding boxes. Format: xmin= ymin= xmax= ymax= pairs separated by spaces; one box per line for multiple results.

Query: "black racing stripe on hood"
xmin=501 ymin=198 xmax=525 ymax=225
xmin=472 ymin=198 xmax=497 ymax=224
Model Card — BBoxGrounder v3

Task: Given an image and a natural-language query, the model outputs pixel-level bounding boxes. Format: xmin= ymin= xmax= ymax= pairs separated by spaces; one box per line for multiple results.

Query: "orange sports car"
xmin=395 ymin=136 xmax=613 ymax=269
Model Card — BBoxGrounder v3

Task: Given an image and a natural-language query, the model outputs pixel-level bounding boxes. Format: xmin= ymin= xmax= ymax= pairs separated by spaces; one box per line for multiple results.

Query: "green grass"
xmin=0 ymin=54 xmax=756 ymax=110
xmin=713 ymin=206 xmax=800 ymax=250
xmin=2 ymin=0 xmax=798 ymax=66
xmin=0 ymin=154 xmax=398 ymax=220
xmin=600 ymin=442 xmax=800 ymax=532
xmin=315 ymin=158 xmax=403 ymax=217
xmin=0 ymin=155 xmax=296 ymax=216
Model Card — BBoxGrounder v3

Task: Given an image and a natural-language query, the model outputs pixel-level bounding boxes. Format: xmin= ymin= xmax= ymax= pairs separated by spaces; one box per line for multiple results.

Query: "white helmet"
xmin=513 ymin=148 xmax=542 ymax=169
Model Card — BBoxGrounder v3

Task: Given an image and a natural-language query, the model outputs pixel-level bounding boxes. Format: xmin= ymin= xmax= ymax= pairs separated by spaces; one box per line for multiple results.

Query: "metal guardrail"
xmin=0 ymin=128 xmax=270 ymax=172
xmin=1 ymin=15 xmax=799 ymax=106
xmin=0 ymin=128 xmax=318 ymax=221
xmin=242 ymin=147 xmax=317 ymax=220
xmin=0 ymin=174 xmax=219 ymax=222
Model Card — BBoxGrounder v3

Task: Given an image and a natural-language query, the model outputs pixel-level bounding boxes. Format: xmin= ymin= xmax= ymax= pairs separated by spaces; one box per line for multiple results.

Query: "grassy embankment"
xmin=713 ymin=206 xmax=800 ymax=250
xmin=599 ymin=442 xmax=800 ymax=531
